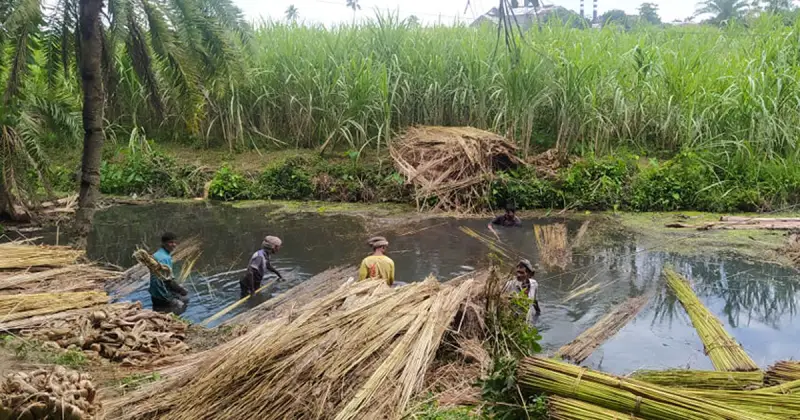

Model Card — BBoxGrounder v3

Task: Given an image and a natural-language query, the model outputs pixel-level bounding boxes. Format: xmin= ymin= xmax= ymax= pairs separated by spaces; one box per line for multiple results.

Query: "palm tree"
xmin=285 ymin=4 xmax=299 ymax=22
xmin=346 ymin=0 xmax=360 ymax=23
xmin=695 ymin=0 xmax=750 ymax=24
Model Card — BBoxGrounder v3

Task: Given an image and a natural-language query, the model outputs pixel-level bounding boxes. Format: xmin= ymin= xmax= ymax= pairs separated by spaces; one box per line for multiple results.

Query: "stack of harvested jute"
xmin=19 ymin=302 xmax=188 ymax=367
xmin=0 ymin=366 xmax=99 ymax=420
xmin=105 ymin=277 xmax=480 ymax=420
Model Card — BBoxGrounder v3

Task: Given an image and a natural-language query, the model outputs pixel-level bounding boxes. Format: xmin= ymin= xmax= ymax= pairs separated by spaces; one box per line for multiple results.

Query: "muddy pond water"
xmin=54 ymin=202 xmax=800 ymax=374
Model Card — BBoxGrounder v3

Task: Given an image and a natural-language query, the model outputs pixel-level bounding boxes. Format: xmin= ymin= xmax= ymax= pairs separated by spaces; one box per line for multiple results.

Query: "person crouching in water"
xmin=503 ymin=259 xmax=541 ymax=324
xmin=358 ymin=236 xmax=395 ymax=286
xmin=149 ymin=232 xmax=190 ymax=315
xmin=240 ymin=235 xmax=284 ymax=298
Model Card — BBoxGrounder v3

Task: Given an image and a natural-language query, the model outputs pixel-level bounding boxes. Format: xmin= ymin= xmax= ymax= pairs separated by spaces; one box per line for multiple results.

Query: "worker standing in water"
xmin=358 ymin=236 xmax=395 ymax=286
xmin=488 ymin=204 xmax=522 ymax=229
xmin=149 ymin=232 xmax=190 ymax=314
xmin=503 ymin=259 xmax=541 ymax=324
xmin=240 ymin=235 xmax=284 ymax=298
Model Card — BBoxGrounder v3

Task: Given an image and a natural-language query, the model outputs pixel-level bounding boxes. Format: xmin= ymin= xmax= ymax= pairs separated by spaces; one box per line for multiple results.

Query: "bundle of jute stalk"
xmin=0 ymin=291 xmax=108 ymax=325
xmin=556 ymin=295 xmax=650 ymax=364
xmin=766 ymin=361 xmax=800 ymax=384
xmin=682 ymin=388 xmax=800 ymax=417
xmin=105 ymin=277 xmax=479 ymax=420
xmin=0 ymin=242 xmax=84 ymax=269
xmin=109 ymin=236 xmax=203 ymax=298
xmin=630 ymin=369 xmax=765 ymax=390
xmin=517 ymin=357 xmax=765 ymax=420
xmin=0 ymin=265 xmax=119 ymax=295
xmin=548 ymin=396 xmax=644 ymax=420
xmin=534 ymin=223 xmax=572 ymax=270
xmin=0 ymin=366 xmax=98 ymax=420
xmin=664 ymin=269 xmax=759 ymax=372
xmin=20 ymin=302 xmax=188 ymax=366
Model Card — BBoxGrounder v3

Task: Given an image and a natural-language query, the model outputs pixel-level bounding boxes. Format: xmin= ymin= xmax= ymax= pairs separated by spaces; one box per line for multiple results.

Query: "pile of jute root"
xmin=0 ymin=366 xmax=99 ymax=420
xmin=21 ymin=302 xmax=189 ymax=367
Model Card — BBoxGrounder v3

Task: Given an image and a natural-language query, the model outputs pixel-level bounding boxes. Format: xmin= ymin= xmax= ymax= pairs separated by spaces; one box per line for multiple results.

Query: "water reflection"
xmin=28 ymin=202 xmax=800 ymax=372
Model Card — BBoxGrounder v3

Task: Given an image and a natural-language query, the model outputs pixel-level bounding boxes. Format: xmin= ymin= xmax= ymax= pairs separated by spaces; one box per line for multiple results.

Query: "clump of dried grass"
xmin=534 ymin=224 xmax=571 ymax=271
xmin=105 ymin=277 xmax=481 ymax=420
xmin=0 ymin=242 xmax=83 ymax=269
xmin=555 ymin=295 xmax=650 ymax=364
xmin=390 ymin=126 xmax=521 ymax=213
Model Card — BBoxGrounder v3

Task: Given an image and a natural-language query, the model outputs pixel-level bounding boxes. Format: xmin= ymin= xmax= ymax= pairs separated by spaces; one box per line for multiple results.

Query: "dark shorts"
xmin=152 ymin=294 xmax=189 ymax=315
xmin=240 ymin=267 xmax=262 ymax=298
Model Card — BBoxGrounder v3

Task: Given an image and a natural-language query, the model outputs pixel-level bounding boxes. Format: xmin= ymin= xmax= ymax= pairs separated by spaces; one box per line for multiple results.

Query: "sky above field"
xmin=233 ymin=0 xmax=696 ymax=26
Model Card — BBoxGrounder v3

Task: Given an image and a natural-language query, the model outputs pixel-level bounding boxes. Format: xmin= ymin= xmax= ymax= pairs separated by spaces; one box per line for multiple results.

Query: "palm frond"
xmin=124 ymin=3 xmax=164 ymax=115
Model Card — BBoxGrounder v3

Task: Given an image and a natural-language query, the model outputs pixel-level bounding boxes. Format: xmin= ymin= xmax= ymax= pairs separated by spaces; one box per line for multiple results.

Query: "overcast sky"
xmin=233 ymin=0 xmax=698 ymax=26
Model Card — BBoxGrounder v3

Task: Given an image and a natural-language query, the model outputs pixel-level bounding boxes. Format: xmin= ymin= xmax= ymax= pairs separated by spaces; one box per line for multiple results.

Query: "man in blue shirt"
xmin=149 ymin=232 xmax=189 ymax=314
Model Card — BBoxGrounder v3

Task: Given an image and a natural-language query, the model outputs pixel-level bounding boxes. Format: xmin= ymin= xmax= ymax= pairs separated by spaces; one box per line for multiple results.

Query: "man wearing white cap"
xmin=240 ymin=235 xmax=284 ymax=297
xmin=503 ymin=259 xmax=541 ymax=323
xmin=358 ymin=236 xmax=395 ymax=286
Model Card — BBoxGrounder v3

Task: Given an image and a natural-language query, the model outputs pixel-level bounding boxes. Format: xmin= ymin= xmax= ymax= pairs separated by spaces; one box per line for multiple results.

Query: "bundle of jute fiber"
xmin=0 ymin=265 xmax=118 ymax=295
xmin=517 ymin=357 xmax=763 ymax=420
xmin=224 ymin=265 xmax=356 ymax=326
xmin=629 ymin=369 xmax=765 ymax=390
xmin=548 ymin=396 xmax=644 ymax=420
xmin=390 ymin=126 xmax=521 ymax=212
xmin=766 ymin=361 xmax=800 ymax=384
xmin=757 ymin=380 xmax=800 ymax=394
xmin=555 ymin=295 xmax=650 ymax=364
xmin=682 ymin=388 xmax=800 ymax=417
xmin=0 ymin=291 xmax=108 ymax=326
xmin=0 ymin=366 xmax=98 ymax=420
xmin=534 ymin=223 xmax=572 ymax=270
xmin=664 ymin=269 xmax=759 ymax=372
xmin=20 ymin=302 xmax=188 ymax=367
xmin=0 ymin=242 xmax=83 ymax=269
xmin=105 ymin=277 xmax=478 ymax=420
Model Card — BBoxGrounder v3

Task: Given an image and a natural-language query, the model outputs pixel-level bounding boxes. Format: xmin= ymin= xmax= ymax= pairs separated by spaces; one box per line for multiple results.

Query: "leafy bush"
xmin=631 ymin=152 xmax=714 ymax=211
xmin=208 ymin=166 xmax=253 ymax=201
xmin=563 ymin=154 xmax=638 ymax=210
xmin=100 ymin=151 xmax=200 ymax=197
xmin=257 ymin=157 xmax=314 ymax=200
xmin=490 ymin=168 xmax=561 ymax=210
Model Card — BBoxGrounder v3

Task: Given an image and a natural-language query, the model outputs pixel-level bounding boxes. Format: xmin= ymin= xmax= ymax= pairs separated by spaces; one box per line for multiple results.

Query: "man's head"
xmin=505 ymin=204 xmax=516 ymax=219
xmin=368 ymin=236 xmax=389 ymax=254
xmin=161 ymin=232 xmax=178 ymax=253
xmin=262 ymin=236 xmax=282 ymax=253
xmin=516 ymin=259 xmax=535 ymax=281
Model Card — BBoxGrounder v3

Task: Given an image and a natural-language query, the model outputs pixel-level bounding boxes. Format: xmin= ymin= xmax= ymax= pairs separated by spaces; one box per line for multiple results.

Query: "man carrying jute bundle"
xmin=358 ymin=236 xmax=395 ymax=286
xmin=240 ymin=235 xmax=284 ymax=297
xmin=149 ymin=232 xmax=190 ymax=314
xmin=503 ymin=259 xmax=541 ymax=324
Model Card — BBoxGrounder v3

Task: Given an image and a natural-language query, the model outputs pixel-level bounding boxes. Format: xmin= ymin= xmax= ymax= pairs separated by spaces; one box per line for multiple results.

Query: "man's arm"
xmin=358 ymin=261 xmax=368 ymax=281
xmin=266 ymin=261 xmax=283 ymax=281
xmin=165 ymin=279 xmax=188 ymax=296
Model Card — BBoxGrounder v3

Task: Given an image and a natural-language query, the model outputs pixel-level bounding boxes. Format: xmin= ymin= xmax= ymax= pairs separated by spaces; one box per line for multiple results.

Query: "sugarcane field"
xmin=8 ymin=2 xmax=800 ymax=419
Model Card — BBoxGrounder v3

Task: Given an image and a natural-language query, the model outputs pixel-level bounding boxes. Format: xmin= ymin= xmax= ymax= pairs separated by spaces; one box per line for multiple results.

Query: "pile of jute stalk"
xmin=0 ymin=291 xmax=108 ymax=327
xmin=20 ymin=302 xmax=188 ymax=367
xmin=664 ymin=268 xmax=759 ymax=372
xmin=0 ymin=366 xmax=98 ymax=420
xmin=0 ymin=265 xmax=118 ymax=295
xmin=0 ymin=242 xmax=83 ymax=269
xmin=518 ymin=357 xmax=778 ymax=420
xmin=104 ymin=277 xmax=481 ymax=420
xmin=534 ymin=224 xmax=572 ymax=271
xmin=767 ymin=361 xmax=800 ymax=384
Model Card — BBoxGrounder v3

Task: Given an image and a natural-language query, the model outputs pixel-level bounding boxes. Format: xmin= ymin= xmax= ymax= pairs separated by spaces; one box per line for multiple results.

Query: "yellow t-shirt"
xmin=358 ymin=255 xmax=395 ymax=285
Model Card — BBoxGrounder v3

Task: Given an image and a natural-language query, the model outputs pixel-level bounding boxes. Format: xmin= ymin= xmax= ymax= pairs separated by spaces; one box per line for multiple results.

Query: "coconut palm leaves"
xmin=695 ymin=0 xmax=751 ymax=24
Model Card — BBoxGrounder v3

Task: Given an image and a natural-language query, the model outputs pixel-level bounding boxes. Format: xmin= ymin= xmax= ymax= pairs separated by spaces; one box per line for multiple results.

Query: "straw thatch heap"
xmin=224 ymin=265 xmax=356 ymax=326
xmin=390 ymin=126 xmax=521 ymax=212
xmin=19 ymin=302 xmax=188 ymax=367
xmin=630 ymin=370 xmax=765 ymax=390
xmin=534 ymin=223 xmax=572 ymax=270
xmin=0 ymin=366 xmax=99 ymax=420
xmin=518 ymin=357 xmax=764 ymax=420
xmin=664 ymin=269 xmax=759 ymax=372
xmin=555 ymin=295 xmax=650 ymax=364
xmin=105 ymin=277 xmax=481 ymax=420
xmin=767 ymin=361 xmax=800 ymax=384
xmin=0 ymin=242 xmax=83 ymax=269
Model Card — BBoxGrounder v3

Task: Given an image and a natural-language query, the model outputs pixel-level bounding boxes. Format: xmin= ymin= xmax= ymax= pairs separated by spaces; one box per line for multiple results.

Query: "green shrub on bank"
xmin=100 ymin=151 xmax=206 ymax=197
xmin=563 ymin=154 xmax=638 ymax=210
xmin=208 ymin=166 xmax=254 ymax=201
xmin=631 ymin=152 xmax=714 ymax=211
xmin=258 ymin=157 xmax=314 ymax=200
xmin=490 ymin=168 xmax=561 ymax=210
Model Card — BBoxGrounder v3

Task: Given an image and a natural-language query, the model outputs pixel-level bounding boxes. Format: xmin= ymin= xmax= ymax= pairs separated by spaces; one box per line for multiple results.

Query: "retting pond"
xmin=44 ymin=202 xmax=800 ymax=375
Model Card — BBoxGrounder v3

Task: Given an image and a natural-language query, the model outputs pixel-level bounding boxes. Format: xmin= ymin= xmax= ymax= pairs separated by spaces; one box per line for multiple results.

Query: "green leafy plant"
xmin=208 ymin=166 xmax=253 ymax=201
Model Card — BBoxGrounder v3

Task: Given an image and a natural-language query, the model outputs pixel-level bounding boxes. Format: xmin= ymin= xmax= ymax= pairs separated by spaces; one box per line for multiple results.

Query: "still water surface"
xmin=72 ymin=203 xmax=800 ymax=374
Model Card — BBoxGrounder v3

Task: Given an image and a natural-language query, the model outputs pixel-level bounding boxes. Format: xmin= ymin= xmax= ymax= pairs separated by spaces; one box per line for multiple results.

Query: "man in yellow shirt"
xmin=358 ymin=236 xmax=395 ymax=285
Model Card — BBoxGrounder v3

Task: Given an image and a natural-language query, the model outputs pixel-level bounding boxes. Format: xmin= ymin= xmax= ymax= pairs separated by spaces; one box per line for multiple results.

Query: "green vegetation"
xmin=5 ymin=7 xmax=800 ymax=214
xmin=1 ymin=336 xmax=88 ymax=368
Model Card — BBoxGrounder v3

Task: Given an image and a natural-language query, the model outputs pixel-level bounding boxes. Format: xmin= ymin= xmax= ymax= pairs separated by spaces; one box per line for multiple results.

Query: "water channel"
xmin=44 ymin=202 xmax=800 ymax=375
